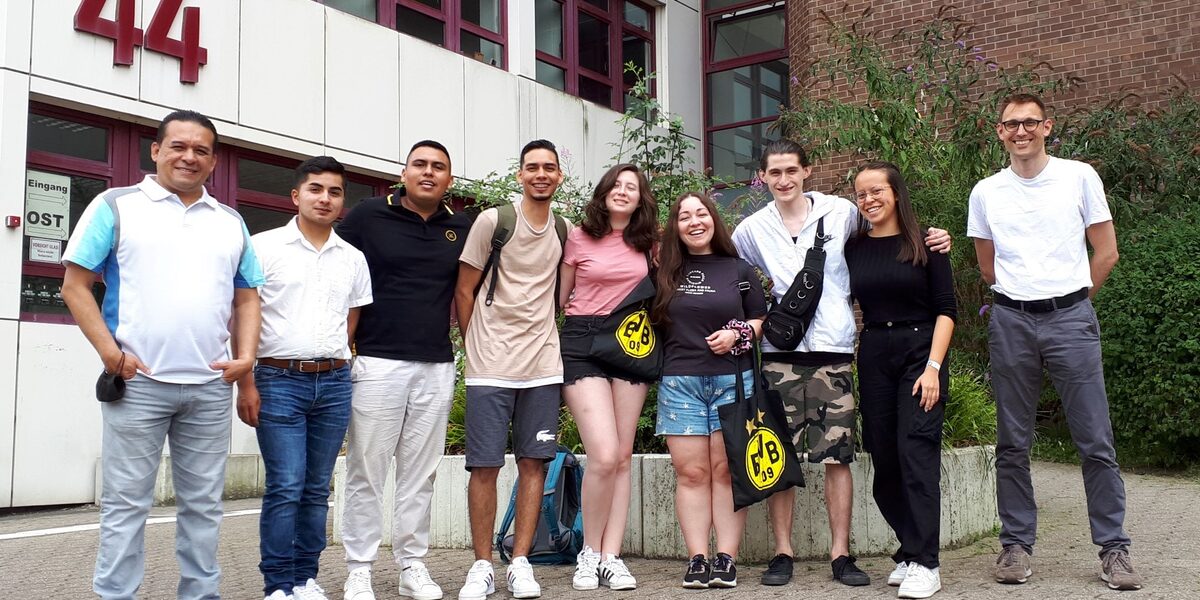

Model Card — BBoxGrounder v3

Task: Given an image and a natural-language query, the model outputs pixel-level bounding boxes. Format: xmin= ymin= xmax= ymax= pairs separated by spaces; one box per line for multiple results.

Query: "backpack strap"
xmin=476 ymin=203 xmax=570 ymax=309
xmin=495 ymin=478 xmax=520 ymax=563
xmin=476 ymin=203 xmax=517 ymax=307
xmin=541 ymin=451 xmax=568 ymax=544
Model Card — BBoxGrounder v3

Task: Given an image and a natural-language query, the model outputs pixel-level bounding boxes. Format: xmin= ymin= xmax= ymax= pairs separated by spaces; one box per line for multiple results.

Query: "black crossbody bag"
xmin=586 ymin=252 xmax=662 ymax=381
xmin=762 ymin=216 xmax=828 ymax=350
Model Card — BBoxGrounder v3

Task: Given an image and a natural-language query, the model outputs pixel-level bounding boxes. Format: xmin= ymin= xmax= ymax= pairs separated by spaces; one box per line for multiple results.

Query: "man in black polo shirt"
xmin=337 ymin=140 xmax=471 ymax=600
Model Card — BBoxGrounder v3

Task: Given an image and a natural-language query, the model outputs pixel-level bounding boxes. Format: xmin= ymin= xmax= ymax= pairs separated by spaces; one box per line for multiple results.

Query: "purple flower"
xmin=904 ymin=65 xmax=913 ymax=73
xmin=955 ymin=40 xmax=966 ymax=49
xmin=790 ymin=75 xmax=799 ymax=85
xmin=973 ymin=46 xmax=982 ymax=52
xmin=979 ymin=304 xmax=991 ymax=317
xmin=974 ymin=54 xmax=985 ymax=61
xmin=560 ymin=147 xmax=573 ymax=160
xmin=751 ymin=176 xmax=764 ymax=190
xmin=987 ymin=63 xmax=998 ymax=71
xmin=711 ymin=192 xmax=723 ymax=200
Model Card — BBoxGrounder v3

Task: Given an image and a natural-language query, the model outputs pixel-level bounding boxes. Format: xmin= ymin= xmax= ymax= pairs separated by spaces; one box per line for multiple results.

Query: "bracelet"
xmin=723 ymin=319 xmax=754 ymax=356
xmin=926 ymin=359 xmax=941 ymax=371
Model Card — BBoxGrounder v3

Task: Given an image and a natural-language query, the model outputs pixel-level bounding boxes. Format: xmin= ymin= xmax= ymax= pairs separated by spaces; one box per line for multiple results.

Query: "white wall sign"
xmin=28 ymin=238 xmax=63 ymax=264
xmin=25 ymin=170 xmax=72 ymax=241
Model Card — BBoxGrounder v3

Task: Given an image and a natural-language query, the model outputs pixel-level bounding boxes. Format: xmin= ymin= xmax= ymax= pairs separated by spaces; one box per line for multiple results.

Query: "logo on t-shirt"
xmin=445 ymin=230 xmax=457 ymax=242
xmin=681 ymin=269 xmax=716 ymax=296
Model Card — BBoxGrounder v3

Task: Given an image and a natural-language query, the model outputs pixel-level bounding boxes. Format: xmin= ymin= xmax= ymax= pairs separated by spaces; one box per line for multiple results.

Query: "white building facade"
xmin=0 ymin=0 xmax=789 ymax=507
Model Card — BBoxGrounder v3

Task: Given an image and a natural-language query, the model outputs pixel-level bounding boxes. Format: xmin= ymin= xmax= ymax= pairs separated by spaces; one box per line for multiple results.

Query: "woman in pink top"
xmin=559 ymin=163 xmax=658 ymax=591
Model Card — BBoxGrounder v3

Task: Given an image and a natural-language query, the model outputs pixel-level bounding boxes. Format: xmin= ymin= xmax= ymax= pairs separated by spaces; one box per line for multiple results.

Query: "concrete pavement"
xmin=1 ymin=461 xmax=1196 ymax=599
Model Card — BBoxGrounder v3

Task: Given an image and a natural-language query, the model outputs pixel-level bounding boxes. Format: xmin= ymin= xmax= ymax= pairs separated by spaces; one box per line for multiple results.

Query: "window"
xmin=704 ymin=1 xmax=789 ymax=183
xmin=535 ymin=0 xmax=655 ymax=111
xmin=375 ymin=0 xmax=507 ymax=67
xmin=21 ymin=104 xmax=389 ymax=322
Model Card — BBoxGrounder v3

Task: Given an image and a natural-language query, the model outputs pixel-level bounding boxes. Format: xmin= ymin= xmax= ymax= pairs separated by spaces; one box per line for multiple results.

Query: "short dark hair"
xmin=156 ymin=109 xmax=219 ymax=147
xmin=759 ymin=139 xmax=810 ymax=171
xmin=293 ymin=156 xmax=346 ymax=190
xmin=520 ymin=139 xmax=559 ymax=167
xmin=407 ymin=140 xmax=452 ymax=167
xmin=998 ymin=93 xmax=1047 ymax=120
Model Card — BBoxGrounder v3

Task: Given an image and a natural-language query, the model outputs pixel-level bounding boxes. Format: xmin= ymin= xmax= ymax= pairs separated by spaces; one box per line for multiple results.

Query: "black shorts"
xmin=560 ymin=315 xmax=656 ymax=386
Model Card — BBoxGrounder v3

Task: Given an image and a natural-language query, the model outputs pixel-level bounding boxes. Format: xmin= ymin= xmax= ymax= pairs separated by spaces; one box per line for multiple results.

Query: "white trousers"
xmin=341 ymin=356 xmax=456 ymax=568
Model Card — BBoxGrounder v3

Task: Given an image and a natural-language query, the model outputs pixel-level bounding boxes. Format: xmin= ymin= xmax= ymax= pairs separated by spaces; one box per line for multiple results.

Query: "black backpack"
xmin=475 ymin=202 xmax=570 ymax=307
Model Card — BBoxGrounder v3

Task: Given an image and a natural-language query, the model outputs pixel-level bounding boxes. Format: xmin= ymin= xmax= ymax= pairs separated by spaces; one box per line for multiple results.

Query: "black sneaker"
xmin=710 ymin=553 xmax=738 ymax=588
xmin=682 ymin=554 xmax=710 ymax=589
xmin=831 ymin=555 xmax=871 ymax=586
xmin=761 ymin=553 xmax=794 ymax=586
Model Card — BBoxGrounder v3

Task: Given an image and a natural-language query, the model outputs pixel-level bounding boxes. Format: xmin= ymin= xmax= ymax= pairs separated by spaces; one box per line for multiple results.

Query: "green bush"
xmin=944 ymin=364 xmax=997 ymax=448
xmin=1094 ymin=206 xmax=1200 ymax=466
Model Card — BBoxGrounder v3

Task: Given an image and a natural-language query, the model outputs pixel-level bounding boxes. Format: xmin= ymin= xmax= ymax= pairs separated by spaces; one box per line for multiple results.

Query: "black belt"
xmin=257 ymin=357 xmax=347 ymax=373
xmin=994 ymin=288 xmax=1088 ymax=313
xmin=863 ymin=319 xmax=932 ymax=329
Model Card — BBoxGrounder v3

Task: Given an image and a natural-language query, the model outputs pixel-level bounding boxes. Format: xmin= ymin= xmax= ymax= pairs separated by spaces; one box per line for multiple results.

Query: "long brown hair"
xmin=853 ymin=161 xmax=928 ymax=266
xmin=580 ymin=163 xmax=657 ymax=252
xmin=652 ymin=192 xmax=740 ymax=325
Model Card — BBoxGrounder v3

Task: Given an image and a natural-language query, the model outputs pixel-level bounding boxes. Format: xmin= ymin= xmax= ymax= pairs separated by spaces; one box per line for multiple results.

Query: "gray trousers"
xmin=94 ymin=376 xmax=232 ymax=600
xmin=989 ymin=299 xmax=1130 ymax=555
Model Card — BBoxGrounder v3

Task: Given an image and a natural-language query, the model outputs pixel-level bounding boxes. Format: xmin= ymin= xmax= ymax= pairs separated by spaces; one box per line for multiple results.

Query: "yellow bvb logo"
xmin=615 ymin=309 xmax=654 ymax=358
xmin=745 ymin=416 xmax=784 ymax=490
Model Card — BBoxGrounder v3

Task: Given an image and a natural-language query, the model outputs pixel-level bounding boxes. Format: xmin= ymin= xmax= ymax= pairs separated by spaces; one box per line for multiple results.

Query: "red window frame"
xmin=535 ymin=0 xmax=656 ymax=111
xmin=21 ymin=103 xmax=391 ymax=323
xmin=702 ymin=0 xmax=789 ymax=183
xmin=377 ymin=0 xmax=508 ymax=68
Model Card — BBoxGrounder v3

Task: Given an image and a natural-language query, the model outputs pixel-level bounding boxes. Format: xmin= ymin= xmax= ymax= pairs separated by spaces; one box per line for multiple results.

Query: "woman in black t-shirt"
xmin=650 ymin=192 xmax=767 ymax=589
xmin=845 ymin=161 xmax=957 ymax=598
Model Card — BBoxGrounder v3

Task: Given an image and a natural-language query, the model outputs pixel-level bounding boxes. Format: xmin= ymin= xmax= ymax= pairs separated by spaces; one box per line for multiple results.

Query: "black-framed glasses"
xmin=1000 ymin=118 xmax=1045 ymax=132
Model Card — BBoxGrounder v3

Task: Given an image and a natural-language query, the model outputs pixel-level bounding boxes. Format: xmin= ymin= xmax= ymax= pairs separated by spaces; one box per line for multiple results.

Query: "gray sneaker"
xmin=1101 ymin=549 xmax=1143 ymax=591
xmin=994 ymin=545 xmax=1032 ymax=584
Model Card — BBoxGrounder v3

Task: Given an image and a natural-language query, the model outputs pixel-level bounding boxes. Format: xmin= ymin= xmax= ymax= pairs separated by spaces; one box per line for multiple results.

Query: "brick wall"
xmin=786 ymin=0 xmax=1200 ymax=191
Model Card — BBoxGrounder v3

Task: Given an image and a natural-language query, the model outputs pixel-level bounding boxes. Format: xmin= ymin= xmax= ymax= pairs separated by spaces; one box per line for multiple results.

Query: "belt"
xmin=994 ymin=288 xmax=1088 ymax=313
xmin=257 ymin=357 xmax=348 ymax=373
xmin=864 ymin=319 xmax=932 ymax=329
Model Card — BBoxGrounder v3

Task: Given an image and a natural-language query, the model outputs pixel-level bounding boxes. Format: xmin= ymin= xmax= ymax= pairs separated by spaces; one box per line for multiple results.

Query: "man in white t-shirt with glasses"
xmin=968 ymin=92 xmax=1141 ymax=591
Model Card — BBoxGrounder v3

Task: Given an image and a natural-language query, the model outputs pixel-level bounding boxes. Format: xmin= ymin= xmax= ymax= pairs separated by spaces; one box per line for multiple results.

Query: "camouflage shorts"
xmin=762 ymin=361 xmax=856 ymax=464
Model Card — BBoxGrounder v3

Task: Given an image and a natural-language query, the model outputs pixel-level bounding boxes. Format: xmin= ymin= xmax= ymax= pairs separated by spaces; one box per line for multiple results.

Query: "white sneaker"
xmin=344 ymin=567 xmax=376 ymax=600
xmin=458 ymin=560 xmax=496 ymax=600
xmin=265 ymin=590 xmax=292 ymax=600
xmin=505 ymin=556 xmax=541 ymax=599
xmin=400 ymin=561 xmax=444 ymax=600
xmin=898 ymin=564 xmax=941 ymax=599
xmin=888 ymin=561 xmax=909 ymax=586
xmin=598 ymin=554 xmax=637 ymax=590
xmin=572 ymin=546 xmax=601 ymax=590
xmin=293 ymin=579 xmax=329 ymax=600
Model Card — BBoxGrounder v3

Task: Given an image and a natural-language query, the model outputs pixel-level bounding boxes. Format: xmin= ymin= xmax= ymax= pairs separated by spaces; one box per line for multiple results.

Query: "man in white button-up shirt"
xmin=237 ymin=156 xmax=373 ymax=600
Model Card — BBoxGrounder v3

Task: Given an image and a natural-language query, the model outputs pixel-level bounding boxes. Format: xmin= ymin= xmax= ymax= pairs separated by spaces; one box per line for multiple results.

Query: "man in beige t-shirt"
xmin=453 ymin=139 xmax=569 ymax=600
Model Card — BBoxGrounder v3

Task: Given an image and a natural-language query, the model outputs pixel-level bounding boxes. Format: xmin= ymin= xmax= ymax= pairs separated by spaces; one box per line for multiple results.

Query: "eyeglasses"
xmin=854 ymin=186 xmax=892 ymax=202
xmin=999 ymin=118 xmax=1045 ymax=132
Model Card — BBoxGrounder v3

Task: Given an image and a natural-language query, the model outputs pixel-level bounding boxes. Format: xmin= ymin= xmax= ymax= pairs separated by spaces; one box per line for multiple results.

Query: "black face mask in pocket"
xmin=96 ymin=352 xmax=127 ymax=403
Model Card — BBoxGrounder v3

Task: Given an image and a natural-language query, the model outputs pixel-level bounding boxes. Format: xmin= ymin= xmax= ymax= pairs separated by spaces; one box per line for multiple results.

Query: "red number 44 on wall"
xmin=74 ymin=0 xmax=208 ymax=83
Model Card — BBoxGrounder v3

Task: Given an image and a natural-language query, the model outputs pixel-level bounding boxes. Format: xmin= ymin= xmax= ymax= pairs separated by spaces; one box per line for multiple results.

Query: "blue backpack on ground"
xmin=495 ymin=446 xmax=585 ymax=565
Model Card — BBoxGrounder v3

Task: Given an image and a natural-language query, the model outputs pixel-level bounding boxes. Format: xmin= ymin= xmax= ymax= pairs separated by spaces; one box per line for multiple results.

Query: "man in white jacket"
xmin=732 ymin=140 xmax=950 ymax=589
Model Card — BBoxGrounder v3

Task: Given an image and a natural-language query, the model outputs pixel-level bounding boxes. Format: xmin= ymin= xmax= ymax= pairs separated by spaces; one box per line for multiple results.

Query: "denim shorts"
xmin=655 ymin=370 xmax=753 ymax=436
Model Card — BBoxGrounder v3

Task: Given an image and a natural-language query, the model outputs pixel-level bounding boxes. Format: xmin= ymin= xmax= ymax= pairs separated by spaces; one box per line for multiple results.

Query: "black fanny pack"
xmin=762 ymin=217 xmax=828 ymax=350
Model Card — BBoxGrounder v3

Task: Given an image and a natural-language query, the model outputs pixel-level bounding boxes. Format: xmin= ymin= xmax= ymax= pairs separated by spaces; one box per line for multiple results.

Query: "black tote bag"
xmin=718 ymin=348 xmax=806 ymax=511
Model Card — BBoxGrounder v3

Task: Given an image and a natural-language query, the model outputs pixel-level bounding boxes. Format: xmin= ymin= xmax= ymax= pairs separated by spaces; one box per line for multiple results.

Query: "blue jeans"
xmin=94 ymin=376 xmax=232 ymax=600
xmin=655 ymin=371 xmax=753 ymax=436
xmin=255 ymin=364 xmax=352 ymax=595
